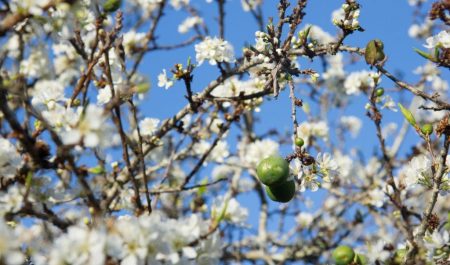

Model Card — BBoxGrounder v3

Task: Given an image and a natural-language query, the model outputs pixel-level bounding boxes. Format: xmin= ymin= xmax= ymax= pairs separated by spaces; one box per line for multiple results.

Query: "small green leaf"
xmin=88 ymin=165 xmax=106 ymax=175
xmin=197 ymin=178 xmax=208 ymax=196
xmin=25 ymin=171 xmax=33 ymax=188
xmin=398 ymin=103 xmax=416 ymax=127
xmin=135 ymin=82 xmax=150 ymax=94
xmin=414 ymin=48 xmax=437 ymax=62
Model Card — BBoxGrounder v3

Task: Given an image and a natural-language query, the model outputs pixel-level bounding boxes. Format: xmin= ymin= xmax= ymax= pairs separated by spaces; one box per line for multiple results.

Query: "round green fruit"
xmin=421 ymin=124 xmax=433 ymax=135
xmin=256 ymin=155 xmax=289 ymax=186
xmin=265 ymin=180 xmax=296 ymax=203
xmin=295 ymin=137 xmax=305 ymax=147
xmin=376 ymin=88 xmax=384 ymax=97
xmin=332 ymin=245 xmax=355 ymax=265
xmin=103 ymin=0 xmax=122 ymax=12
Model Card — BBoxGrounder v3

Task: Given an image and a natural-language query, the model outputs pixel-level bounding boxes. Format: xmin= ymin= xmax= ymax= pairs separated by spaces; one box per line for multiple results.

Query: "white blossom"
xmin=195 ymin=37 xmax=235 ymax=65
xmin=1 ymin=187 xmax=26 ymax=218
xmin=344 ymin=71 xmax=376 ymax=95
xmin=123 ymin=31 xmax=146 ymax=54
xmin=178 ymin=16 xmax=203 ymax=34
xmin=366 ymin=240 xmax=390 ymax=263
xmin=48 ymin=225 xmax=106 ymax=265
xmin=340 ymin=116 xmax=362 ymax=138
xmin=402 ymin=155 xmax=433 ymax=187
xmin=316 ymin=153 xmax=339 ymax=182
xmin=157 ymin=69 xmax=174 ymax=89
xmin=211 ymin=195 xmax=248 ymax=225
xmin=0 ymin=139 xmax=21 ymax=181
xmin=296 ymin=212 xmax=314 ymax=228
xmin=238 ymin=139 xmax=279 ymax=167
xmin=424 ymin=230 xmax=450 ymax=261
xmin=424 ymin=30 xmax=450 ymax=49
xmin=31 ymin=80 xmax=66 ymax=109
xmin=297 ymin=120 xmax=329 ymax=143
xmin=241 ymin=0 xmax=262 ymax=11
xmin=0 ymin=220 xmax=25 ymax=265
xmin=139 ymin=117 xmax=160 ymax=137
xmin=170 ymin=0 xmax=189 ymax=10
xmin=61 ymin=105 xmax=117 ymax=148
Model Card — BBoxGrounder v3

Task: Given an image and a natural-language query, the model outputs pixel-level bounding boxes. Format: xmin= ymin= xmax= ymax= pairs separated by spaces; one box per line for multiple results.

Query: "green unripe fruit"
xmin=295 ymin=137 xmax=305 ymax=147
xmin=265 ymin=180 xmax=296 ymax=203
xmin=354 ymin=253 xmax=367 ymax=265
xmin=332 ymin=245 xmax=355 ymax=265
xmin=256 ymin=155 xmax=289 ymax=186
xmin=376 ymin=88 xmax=384 ymax=97
xmin=103 ymin=0 xmax=122 ymax=12
xmin=421 ymin=124 xmax=433 ymax=135
xmin=365 ymin=39 xmax=385 ymax=66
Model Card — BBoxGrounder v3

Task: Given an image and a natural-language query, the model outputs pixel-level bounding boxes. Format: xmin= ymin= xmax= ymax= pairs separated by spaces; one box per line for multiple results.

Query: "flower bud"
xmin=398 ymin=103 xmax=416 ymax=127
xmin=365 ymin=39 xmax=385 ymax=66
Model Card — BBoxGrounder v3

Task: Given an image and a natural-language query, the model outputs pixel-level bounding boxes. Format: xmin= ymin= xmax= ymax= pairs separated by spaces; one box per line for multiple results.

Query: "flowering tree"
xmin=0 ymin=0 xmax=449 ymax=264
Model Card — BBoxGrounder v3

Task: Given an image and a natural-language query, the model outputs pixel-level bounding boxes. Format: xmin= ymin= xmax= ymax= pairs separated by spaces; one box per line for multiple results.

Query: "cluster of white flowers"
xmin=408 ymin=19 xmax=433 ymax=39
xmin=139 ymin=117 xmax=160 ymax=137
xmin=340 ymin=115 xmax=362 ymax=138
xmin=31 ymin=80 xmax=66 ymax=109
xmin=0 ymin=185 xmax=26 ymax=215
xmin=238 ymin=139 xmax=279 ymax=167
xmin=303 ymin=25 xmax=334 ymax=44
xmin=401 ymin=155 xmax=433 ymax=188
xmin=343 ymin=70 xmax=376 ymax=95
xmin=29 ymin=213 xmax=222 ymax=265
xmin=424 ymin=230 xmax=450 ymax=262
xmin=364 ymin=240 xmax=391 ymax=264
xmin=424 ymin=30 xmax=450 ymax=49
xmin=0 ymin=139 xmax=21 ymax=181
xmin=9 ymin=0 xmax=50 ymax=16
xmin=20 ymin=46 xmax=51 ymax=79
xmin=0 ymin=219 xmax=25 ymax=265
xmin=210 ymin=76 xmax=265 ymax=110
xmin=332 ymin=3 xmax=361 ymax=31
xmin=191 ymin=140 xmax=230 ymax=163
xmin=195 ymin=37 xmax=235 ymax=65
xmin=291 ymin=153 xmax=339 ymax=192
xmin=95 ymin=51 xmax=130 ymax=105
xmin=296 ymin=120 xmax=329 ymax=144
xmin=211 ymin=195 xmax=248 ymax=225
xmin=123 ymin=30 xmax=147 ymax=54
xmin=130 ymin=0 xmax=164 ymax=17
xmin=414 ymin=63 xmax=449 ymax=91
xmin=44 ymin=104 xmax=118 ymax=148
